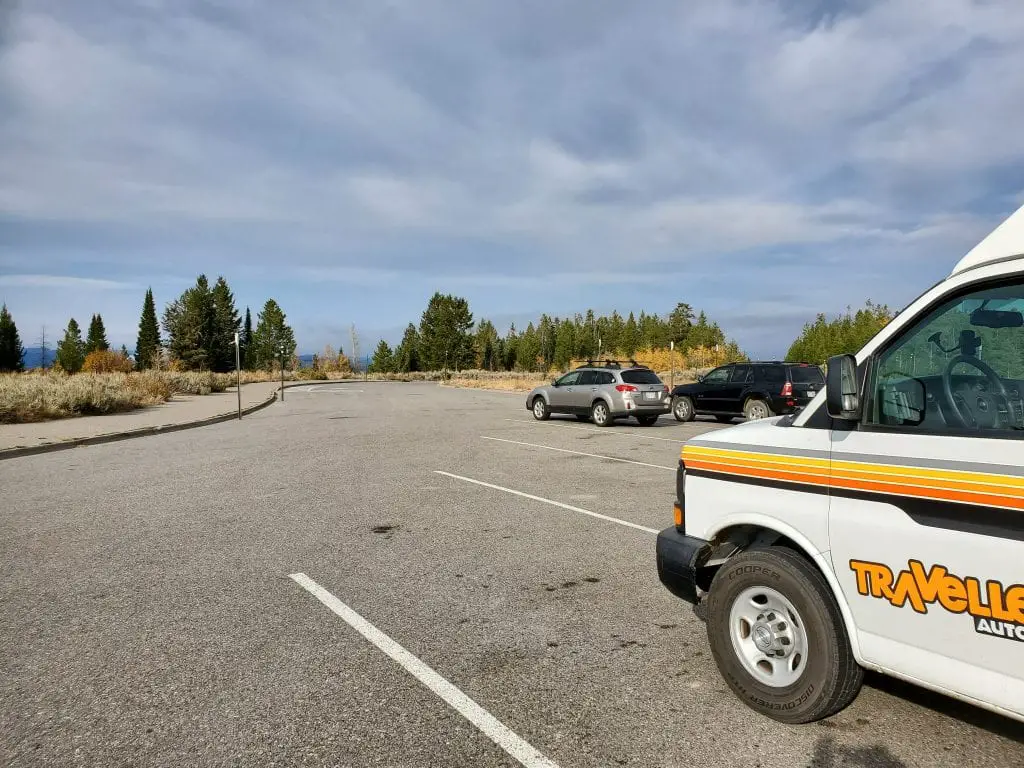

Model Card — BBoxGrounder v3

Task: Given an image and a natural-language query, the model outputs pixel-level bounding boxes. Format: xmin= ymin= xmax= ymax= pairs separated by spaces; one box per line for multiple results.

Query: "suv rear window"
xmin=620 ymin=369 xmax=662 ymax=385
xmin=790 ymin=365 xmax=824 ymax=384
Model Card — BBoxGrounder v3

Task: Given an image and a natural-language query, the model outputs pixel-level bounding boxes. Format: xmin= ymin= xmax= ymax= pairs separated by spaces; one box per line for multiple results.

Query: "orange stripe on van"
xmin=684 ymin=446 xmax=1024 ymax=512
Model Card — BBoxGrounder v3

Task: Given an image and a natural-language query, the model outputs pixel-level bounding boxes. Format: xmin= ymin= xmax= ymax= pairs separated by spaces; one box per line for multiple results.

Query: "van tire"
xmin=705 ymin=547 xmax=863 ymax=724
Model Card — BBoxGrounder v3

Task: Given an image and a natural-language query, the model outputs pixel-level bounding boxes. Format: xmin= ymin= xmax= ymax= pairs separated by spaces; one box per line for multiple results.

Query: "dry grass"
xmin=0 ymin=368 xmax=300 ymax=424
xmin=441 ymin=367 xmax=707 ymax=392
xmin=0 ymin=371 xmax=173 ymax=423
xmin=445 ymin=375 xmax=546 ymax=392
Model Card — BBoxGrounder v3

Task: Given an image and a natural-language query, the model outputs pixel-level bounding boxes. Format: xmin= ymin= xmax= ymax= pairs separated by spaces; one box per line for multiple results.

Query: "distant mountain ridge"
xmin=21 ymin=346 xmax=58 ymax=369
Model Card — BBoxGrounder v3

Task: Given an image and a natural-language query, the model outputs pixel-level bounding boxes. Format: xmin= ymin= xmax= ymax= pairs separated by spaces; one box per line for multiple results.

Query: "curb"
xmin=0 ymin=386 xmax=282 ymax=462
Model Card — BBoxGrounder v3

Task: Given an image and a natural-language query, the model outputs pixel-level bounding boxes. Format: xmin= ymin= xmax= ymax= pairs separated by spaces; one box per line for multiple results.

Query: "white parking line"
xmin=481 ymin=436 xmax=674 ymax=471
xmin=504 ymin=418 xmax=689 ymax=443
xmin=289 ymin=573 xmax=560 ymax=768
xmin=434 ymin=471 xmax=659 ymax=535
xmin=290 ymin=385 xmax=365 ymax=393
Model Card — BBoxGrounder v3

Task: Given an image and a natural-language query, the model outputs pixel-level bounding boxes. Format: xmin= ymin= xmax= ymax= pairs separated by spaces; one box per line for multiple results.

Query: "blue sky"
xmin=2 ymin=0 xmax=1023 ymax=358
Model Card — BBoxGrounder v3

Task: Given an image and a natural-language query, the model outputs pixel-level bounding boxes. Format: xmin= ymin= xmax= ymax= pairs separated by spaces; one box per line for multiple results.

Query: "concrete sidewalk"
xmin=0 ymin=381 xmax=283 ymax=456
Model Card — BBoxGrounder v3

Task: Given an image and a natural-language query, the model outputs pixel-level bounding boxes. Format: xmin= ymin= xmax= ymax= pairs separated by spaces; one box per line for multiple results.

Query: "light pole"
xmin=670 ymin=340 xmax=675 ymax=389
xmin=279 ymin=343 xmax=286 ymax=401
xmin=234 ymin=332 xmax=241 ymax=420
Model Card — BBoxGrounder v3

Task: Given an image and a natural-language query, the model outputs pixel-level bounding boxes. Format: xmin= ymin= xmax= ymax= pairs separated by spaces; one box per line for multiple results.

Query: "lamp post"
xmin=670 ymin=340 xmax=675 ymax=390
xmin=279 ymin=344 xmax=286 ymax=401
xmin=234 ymin=332 xmax=241 ymax=420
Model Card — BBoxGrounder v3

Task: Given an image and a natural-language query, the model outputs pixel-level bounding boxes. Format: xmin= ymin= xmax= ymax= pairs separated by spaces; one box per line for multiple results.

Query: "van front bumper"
xmin=656 ymin=527 xmax=711 ymax=605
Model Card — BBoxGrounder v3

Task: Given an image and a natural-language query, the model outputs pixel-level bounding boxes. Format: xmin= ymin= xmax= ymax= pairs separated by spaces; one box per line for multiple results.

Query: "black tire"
xmin=715 ymin=415 xmax=734 ymax=423
xmin=576 ymin=414 xmax=590 ymax=422
xmin=637 ymin=415 xmax=658 ymax=426
xmin=743 ymin=398 xmax=774 ymax=421
xmin=591 ymin=400 xmax=612 ymax=427
xmin=706 ymin=547 xmax=863 ymax=724
xmin=673 ymin=395 xmax=695 ymax=422
xmin=531 ymin=397 xmax=550 ymax=421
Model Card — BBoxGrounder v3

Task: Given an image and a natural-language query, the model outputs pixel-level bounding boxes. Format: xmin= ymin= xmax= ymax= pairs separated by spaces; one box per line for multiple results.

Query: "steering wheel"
xmin=941 ymin=354 xmax=1009 ymax=429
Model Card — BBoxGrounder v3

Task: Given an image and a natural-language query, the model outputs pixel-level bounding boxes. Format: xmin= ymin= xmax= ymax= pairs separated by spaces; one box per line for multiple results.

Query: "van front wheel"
xmin=705 ymin=547 xmax=863 ymax=724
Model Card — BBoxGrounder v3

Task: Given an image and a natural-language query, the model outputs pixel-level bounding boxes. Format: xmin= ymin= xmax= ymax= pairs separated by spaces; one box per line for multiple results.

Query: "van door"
xmin=828 ymin=277 xmax=1024 ymax=717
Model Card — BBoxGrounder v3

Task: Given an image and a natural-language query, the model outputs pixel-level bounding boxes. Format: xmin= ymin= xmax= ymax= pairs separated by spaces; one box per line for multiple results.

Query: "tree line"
xmin=786 ymin=301 xmax=894 ymax=365
xmin=0 ymin=278 xmax=297 ymax=374
xmin=368 ymin=293 xmax=747 ymax=374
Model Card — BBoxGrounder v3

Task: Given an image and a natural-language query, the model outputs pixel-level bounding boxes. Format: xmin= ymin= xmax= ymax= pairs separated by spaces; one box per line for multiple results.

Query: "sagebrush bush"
xmin=82 ymin=350 xmax=134 ymax=374
xmin=0 ymin=371 xmax=171 ymax=423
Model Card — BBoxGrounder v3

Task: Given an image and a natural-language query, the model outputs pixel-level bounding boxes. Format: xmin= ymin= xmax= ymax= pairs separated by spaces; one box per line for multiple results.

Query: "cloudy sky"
xmin=2 ymin=0 xmax=1023 ymax=357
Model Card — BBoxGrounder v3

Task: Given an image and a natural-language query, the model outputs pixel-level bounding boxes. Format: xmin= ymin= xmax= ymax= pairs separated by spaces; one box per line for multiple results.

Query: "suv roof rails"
xmin=572 ymin=358 xmax=648 ymax=370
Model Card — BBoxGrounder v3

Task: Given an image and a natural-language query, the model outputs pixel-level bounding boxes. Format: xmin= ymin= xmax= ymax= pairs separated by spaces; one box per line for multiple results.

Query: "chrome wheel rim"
xmin=675 ymin=399 xmax=690 ymax=419
xmin=533 ymin=400 xmax=545 ymax=418
xmin=593 ymin=404 xmax=608 ymax=424
xmin=728 ymin=586 xmax=808 ymax=688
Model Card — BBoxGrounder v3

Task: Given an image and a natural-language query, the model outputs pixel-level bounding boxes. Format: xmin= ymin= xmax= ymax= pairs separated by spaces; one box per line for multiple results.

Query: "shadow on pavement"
xmin=865 ymin=671 xmax=1023 ymax=744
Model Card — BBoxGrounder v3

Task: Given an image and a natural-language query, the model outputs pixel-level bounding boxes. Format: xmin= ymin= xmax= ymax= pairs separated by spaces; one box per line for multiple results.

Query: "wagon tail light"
xmin=780 ymin=382 xmax=793 ymax=397
xmin=615 ymin=384 xmax=638 ymax=393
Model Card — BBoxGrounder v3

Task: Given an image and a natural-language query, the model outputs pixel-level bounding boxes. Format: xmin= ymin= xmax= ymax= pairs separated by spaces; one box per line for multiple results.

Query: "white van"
xmin=656 ymin=204 xmax=1024 ymax=725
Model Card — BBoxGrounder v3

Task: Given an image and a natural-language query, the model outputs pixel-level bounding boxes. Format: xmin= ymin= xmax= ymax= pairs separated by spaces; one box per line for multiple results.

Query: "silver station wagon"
xmin=526 ymin=360 xmax=671 ymax=427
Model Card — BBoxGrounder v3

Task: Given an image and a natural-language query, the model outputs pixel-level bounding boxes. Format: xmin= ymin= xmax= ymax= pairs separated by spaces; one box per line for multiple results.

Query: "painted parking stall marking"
xmin=481 ymin=436 xmax=675 ymax=472
xmin=504 ymin=418 xmax=690 ymax=444
xmin=435 ymin=471 xmax=659 ymax=534
xmin=289 ymin=573 xmax=560 ymax=768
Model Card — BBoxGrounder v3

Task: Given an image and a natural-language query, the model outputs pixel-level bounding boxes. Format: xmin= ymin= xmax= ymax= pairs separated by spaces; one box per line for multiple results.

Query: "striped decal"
xmin=682 ymin=445 xmax=1024 ymax=512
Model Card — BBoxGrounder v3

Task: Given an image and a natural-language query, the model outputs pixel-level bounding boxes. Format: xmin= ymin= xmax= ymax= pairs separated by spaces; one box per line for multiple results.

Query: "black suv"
xmin=670 ymin=361 xmax=824 ymax=423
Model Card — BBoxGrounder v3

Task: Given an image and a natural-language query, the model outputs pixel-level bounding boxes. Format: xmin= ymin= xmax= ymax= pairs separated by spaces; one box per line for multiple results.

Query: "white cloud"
xmin=1 ymin=0 xmax=1023 ymax=353
xmin=0 ymin=274 xmax=136 ymax=290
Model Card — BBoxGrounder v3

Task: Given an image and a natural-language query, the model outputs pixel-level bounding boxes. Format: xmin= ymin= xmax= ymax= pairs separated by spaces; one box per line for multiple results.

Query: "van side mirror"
xmin=826 ymin=354 xmax=861 ymax=421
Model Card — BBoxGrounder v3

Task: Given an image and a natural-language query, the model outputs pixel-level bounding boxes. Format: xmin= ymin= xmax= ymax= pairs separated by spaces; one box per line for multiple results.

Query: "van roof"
xmin=950 ymin=203 xmax=1024 ymax=276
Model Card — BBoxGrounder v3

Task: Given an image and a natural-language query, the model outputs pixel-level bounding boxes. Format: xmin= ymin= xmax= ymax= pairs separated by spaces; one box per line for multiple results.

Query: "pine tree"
xmin=85 ymin=314 xmax=110 ymax=354
xmin=393 ymin=324 xmax=420 ymax=373
xmin=0 ymin=304 xmax=25 ymax=372
xmin=210 ymin=277 xmax=241 ymax=372
xmin=241 ymin=307 xmax=253 ymax=370
xmin=56 ymin=318 xmax=86 ymax=373
xmin=369 ymin=340 xmax=394 ymax=373
xmin=623 ymin=312 xmax=640 ymax=356
xmin=37 ymin=326 xmax=50 ymax=370
xmin=418 ymin=293 xmax=474 ymax=371
xmin=134 ymin=288 xmax=161 ymax=370
xmin=249 ymin=299 xmax=297 ymax=370
xmin=163 ymin=275 xmax=215 ymax=370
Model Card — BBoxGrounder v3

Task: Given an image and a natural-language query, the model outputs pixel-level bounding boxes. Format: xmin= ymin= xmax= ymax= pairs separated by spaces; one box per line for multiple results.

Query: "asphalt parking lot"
xmin=2 ymin=382 xmax=1021 ymax=767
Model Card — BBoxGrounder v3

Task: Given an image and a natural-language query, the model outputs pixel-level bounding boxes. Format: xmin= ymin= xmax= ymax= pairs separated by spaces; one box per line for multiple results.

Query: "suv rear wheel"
xmin=591 ymin=401 xmax=612 ymax=427
xmin=673 ymin=395 xmax=695 ymax=422
xmin=706 ymin=547 xmax=863 ymax=724
xmin=743 ymin=398 xmax=773 ymax=421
